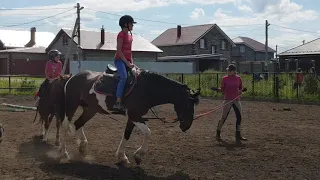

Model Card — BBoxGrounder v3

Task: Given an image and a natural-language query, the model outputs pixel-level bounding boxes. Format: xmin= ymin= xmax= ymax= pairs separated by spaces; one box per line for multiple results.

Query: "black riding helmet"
xmin=119 ymin=15 xmax=137 ymax=28
xmin=48 ymin=49 xmax=62 ymax=60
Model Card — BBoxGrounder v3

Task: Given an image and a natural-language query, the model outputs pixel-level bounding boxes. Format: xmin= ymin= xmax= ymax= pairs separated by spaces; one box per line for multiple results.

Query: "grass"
xmin=0 ymin=76 xmax=44 ymax=95
xmin=1 ymin=70 xmax=319 ymax=103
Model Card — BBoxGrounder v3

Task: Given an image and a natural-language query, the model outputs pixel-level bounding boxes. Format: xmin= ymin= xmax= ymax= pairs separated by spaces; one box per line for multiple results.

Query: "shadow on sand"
xmin=18 ymin=135 xmax=192 ymax=180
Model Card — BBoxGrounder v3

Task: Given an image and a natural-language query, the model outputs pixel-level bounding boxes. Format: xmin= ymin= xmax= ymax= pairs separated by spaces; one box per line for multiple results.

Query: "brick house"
xmin=151 ymin=24 xmax=236 ymax=72
xmin=231 ymin=36 xmax=276 ymax=62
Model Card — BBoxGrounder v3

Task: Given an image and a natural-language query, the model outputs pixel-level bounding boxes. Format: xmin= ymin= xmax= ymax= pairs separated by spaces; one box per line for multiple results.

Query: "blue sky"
xmin=1 ymin=0 xmax=320 ymax=53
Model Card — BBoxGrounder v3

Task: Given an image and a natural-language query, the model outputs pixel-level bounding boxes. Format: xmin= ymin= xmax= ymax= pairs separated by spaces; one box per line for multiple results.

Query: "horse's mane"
xmin=139 ymin=70 xmax=188 ymax=89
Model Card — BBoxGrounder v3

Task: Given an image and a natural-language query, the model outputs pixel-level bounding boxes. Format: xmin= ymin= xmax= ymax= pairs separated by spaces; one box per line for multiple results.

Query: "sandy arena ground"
xmin=0 ymin=95 xmax=320 ymax=180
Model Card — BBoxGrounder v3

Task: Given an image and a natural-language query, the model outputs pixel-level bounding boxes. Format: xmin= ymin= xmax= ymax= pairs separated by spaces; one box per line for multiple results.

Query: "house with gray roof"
xmin=278 ymin=38 xmax=320 ymax=71
xmin=231 ymin=36 xmax=276 ymax=62
xmin=46 ymin=27 xmax=163 ymax=63
xmin=151 ymin=24 xmax=236 ymax=72
xmin=0 ymin=27 xmax=56 ymax=75
xmin=0 ymin=27 xmax=55 ymax=49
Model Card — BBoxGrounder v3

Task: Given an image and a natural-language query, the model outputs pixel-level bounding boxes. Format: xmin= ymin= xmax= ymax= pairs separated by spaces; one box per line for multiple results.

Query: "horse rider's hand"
xmin=127 ymin=63 xmax=134 ymax=69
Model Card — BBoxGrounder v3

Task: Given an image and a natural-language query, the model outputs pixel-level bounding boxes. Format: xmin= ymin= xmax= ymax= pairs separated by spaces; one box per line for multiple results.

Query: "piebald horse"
xmin=59 ymin=66 xmax=200 ymax=165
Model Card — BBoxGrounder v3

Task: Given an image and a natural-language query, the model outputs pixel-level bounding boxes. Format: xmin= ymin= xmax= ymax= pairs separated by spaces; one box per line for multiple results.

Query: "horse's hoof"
xmin=134 ymin=154 xmax=142 ymax=165
xmin=39 ymin=135 xmax=44 ymax=140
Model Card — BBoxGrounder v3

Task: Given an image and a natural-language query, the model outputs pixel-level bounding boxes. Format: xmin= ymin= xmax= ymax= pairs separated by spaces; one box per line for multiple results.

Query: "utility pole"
xmin=62 ymin=3 xmax=83 ymax=75
xmin=76 ymin=3 xmax=83 ymax=73
xmin=265 ymin=20 xmax=270 ymax=66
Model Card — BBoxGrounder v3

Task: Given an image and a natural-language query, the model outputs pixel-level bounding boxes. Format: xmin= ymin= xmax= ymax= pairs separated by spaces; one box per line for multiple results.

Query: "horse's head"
xmin=0 ymin=123 xmax=4 ymax=143
xmin=174 ymin=87 xmax=200 ymax=132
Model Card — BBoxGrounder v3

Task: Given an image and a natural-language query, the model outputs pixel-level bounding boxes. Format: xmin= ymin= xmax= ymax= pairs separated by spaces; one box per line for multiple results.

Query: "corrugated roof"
xmin=61 ymin=28 xmax=163 ymax=53
xmin=0 ymin=46 xmax=46 ymax=53
xmin=0 ymin=29 xmax=55 ymax=48
xmin=233 ymin=36 xmax=276 ymax=53
xmin=278 ymin=38 xmax=320 ymax=56
xmin=151 ymin=24 xmax=236 ymax=47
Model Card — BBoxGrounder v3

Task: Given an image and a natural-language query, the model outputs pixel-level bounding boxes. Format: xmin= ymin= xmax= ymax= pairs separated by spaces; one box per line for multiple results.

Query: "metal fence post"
xmin=181 ymin=73 xmax=184 ymax=84
xmin=198 ymin=73 xmax=201 ymax=90
xmin=252 ymin=73 xmax=255 ymax=100
xmin=216 ymin=73 xmax=219 ymax=88
xmin=9 ymin=76 xmax=11 ymax=94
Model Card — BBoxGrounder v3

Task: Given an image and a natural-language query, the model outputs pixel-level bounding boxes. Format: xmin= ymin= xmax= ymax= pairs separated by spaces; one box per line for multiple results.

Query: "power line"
xmin=271 ymin=24 xmax=320 ymax=34
xmin=0 ymin=8 xmax=75 ymax=28
xmin=86 ymin=8 xmax=264 ymax=28
xmin=0 ymin=7 xmax=72 ymax=10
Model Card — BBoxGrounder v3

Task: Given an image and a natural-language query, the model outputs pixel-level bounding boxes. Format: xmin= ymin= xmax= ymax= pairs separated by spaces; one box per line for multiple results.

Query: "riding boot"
xmin=236 ymin=131 xmax=247 ymax=144
xmin=216 ymin=130 xmax=222 ymax=141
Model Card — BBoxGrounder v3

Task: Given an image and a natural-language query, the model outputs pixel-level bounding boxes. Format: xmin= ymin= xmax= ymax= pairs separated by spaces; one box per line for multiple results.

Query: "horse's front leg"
xmin=132 ymin=121 xmax=151 ymax=165
xmin=115 ymin=119 xmax=135 ymax=165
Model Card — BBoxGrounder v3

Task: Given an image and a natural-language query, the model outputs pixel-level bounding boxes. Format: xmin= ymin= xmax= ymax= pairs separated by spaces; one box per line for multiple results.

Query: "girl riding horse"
xmin=35 ymin=49 xmax=63 ymax=107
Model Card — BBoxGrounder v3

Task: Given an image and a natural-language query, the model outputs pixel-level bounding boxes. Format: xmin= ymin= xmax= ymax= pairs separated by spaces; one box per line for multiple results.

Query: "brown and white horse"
xmin=58 ymin=66 xmax=200 ymax=165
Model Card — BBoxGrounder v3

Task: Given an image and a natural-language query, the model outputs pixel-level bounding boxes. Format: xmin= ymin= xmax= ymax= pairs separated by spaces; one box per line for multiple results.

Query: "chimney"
xmin=25 ymin=27 xmax=36 ymax=47
xmin=177 ymin=25 xmax=181 ymax=38
xmin=302 ymin=40 xmax=305 ymax=44
xmin=101 ymin=25 xmax=105 ymax=45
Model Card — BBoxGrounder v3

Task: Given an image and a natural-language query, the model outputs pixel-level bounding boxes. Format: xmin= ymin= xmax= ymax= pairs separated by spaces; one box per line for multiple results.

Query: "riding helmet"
xmin=119 ymin=15 xmax=137 ymax=28
xmin=48 ymin=49 xmax=62 ymax=60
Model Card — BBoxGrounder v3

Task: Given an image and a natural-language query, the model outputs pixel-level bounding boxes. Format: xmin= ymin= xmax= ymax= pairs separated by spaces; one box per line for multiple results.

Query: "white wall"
xmin=70 ymin=60 xmax=195 ymax=74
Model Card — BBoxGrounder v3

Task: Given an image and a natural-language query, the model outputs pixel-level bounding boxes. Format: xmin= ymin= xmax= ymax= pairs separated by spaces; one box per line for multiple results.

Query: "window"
xmin=240 ymin=46 xmax=245 ymax=53
xmin=211 ymin=45 xmax=216 ymax=54
xmin=200 ymin=39 xmax=205 ymax=49
xmin=221 ymin=40 xmax=226 ymax=50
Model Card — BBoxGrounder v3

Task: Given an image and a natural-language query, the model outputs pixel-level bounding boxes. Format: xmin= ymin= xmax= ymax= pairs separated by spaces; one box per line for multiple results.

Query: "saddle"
xmin=93 ymin=64 xmax=138 ymax=98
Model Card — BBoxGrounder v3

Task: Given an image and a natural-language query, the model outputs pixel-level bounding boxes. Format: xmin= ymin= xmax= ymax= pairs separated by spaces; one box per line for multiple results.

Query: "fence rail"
xmin=0 ymin=73 xmax=319 ymax=103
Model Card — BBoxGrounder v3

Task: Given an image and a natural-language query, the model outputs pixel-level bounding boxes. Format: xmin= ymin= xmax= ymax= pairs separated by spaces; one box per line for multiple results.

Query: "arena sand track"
xmin=0 ymin=95 xmax=320 ymax=180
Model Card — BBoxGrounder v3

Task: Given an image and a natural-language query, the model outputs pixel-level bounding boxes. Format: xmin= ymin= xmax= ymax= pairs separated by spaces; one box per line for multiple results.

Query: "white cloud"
xmin=237 ymin=4 xmax=253 ymax=13
xmin=209 ymin=0 xmax=320 ymax=52
xmin=190 ymin=8 xmax=205 ymax=20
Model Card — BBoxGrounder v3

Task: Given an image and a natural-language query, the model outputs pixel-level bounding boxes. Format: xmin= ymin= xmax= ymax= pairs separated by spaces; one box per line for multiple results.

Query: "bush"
xmin=16 ymin=77 xmax=37 ymax=92
xmin=303 ymin=74 xmax=319 ymax=95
